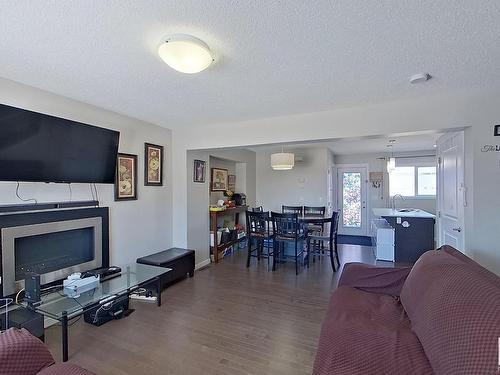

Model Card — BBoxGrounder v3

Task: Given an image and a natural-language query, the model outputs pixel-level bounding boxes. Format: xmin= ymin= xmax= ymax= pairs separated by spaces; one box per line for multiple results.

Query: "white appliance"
xmin=371 ymin=219 xmax=395 ymax=261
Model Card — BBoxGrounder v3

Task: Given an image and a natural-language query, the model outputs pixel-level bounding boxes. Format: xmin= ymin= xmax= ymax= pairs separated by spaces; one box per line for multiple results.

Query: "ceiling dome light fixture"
xmin=158 ymin=34 xmax=214 ymax=74
xmin=271 ymin=147 xmax=295 ymax=170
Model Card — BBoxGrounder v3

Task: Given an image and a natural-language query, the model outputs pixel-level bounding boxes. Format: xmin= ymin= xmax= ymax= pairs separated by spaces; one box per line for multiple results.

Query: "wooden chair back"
xmin=271 ymin=211 xmax=300 ymax=239
xmin=246 ymin=211 xmax=271 ymax=237
xmin=304 ymin=206 xmax=326 ymax=215
xmin=282 ymin=205 xmax=303 ymax=215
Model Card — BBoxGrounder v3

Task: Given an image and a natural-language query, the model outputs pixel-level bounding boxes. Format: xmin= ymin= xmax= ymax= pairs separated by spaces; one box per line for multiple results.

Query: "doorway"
xmin=336 ymin=165 xmax=368 ymax=236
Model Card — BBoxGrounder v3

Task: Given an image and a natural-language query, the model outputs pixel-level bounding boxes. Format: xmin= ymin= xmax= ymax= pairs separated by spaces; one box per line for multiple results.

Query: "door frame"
xmin=335 ymin=164 xmax=369 ymax=236
xmin=436 ymin=131 xmax=466 ymax=250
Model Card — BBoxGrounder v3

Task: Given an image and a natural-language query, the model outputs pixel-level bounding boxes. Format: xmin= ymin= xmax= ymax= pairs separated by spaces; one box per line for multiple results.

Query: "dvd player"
xmin=81 ymin=266 xmax=121 ymax=282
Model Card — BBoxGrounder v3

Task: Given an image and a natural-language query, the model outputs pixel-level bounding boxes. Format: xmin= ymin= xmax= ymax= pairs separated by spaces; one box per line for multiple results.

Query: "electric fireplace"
xmin=0 ymin=208 xmax=108 ymax=297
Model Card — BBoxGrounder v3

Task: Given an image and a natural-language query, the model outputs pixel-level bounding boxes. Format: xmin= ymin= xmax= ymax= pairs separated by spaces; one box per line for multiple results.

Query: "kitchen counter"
xmin=372 ymin=208 xmax=436 ymax=263
xmin=372 ymin=208 xmax=435 ymax=219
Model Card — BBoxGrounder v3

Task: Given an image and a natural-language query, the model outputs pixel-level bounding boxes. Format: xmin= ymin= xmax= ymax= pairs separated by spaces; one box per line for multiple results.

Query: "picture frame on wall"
xmin=115 ymin=153 xmax=138 ymax=201
xmin=144 ymin=143 xmax=163 ymax=186
xmin=193 ymin=159 xmax=206 ymax=183
xmin=211 ymin=168 xmax=228 ymax=191
xmin=228 ymin=174 xmax=236 ymax=191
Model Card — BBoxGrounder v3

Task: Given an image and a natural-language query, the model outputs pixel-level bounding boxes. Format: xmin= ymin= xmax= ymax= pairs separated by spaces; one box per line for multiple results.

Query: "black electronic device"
xmin=24 ymin=273 xmax=41 ymax=307
xmin=233 ymin=193 xmax=246 ymax=206
xmin=0 ymin=307 xmax=44 ymax=340
xmin=0 ymin=103 xmax=120 ymax=183
xmin=83 ymin=294 xmax=130 ymax=326
xmin=81 ymin=266 xmax=121 ymax=282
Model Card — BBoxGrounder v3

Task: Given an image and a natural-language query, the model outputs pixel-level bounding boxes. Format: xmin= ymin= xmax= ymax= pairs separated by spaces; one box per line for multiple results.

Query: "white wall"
xmin=0 ymin=78 xmax=173 ymax=265
xmin=255 ymin=148 xmax=328 ymax=212
xmin=173 ymin=89 xmax=500 ymax=275
xmin=186 ymin=148 xmax=256 ymax=267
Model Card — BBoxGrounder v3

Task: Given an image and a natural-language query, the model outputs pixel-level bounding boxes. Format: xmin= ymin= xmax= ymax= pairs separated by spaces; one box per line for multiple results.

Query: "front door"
xmin=337 ymin=166 xmax=368 ymax=236
xmin=437 ymin=131 xmax=465 ymax=250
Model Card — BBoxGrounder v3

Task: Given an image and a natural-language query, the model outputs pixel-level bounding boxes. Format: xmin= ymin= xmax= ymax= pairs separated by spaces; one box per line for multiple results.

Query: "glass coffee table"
xmin=23 ymin=263 xmax=171 ymax=362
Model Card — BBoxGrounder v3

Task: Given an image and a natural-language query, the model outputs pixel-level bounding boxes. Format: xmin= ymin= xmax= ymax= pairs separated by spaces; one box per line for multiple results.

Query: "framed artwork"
xmin=211 ymin=168 xmax=228 ymax=191
xmin=144 ymin=143 xmax=163 ymax=186
xmin=228 ymin=174 xmax=236 ymax=191
xmin=115 ymin=153 xmax=138 ymax=201
xmin=193 ymin=159 xmax=206 ymax=183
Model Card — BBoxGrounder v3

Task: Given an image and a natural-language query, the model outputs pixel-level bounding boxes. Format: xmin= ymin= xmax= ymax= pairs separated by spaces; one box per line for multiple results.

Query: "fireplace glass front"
xmin=1 ymin=217 xmax=102 ymax=296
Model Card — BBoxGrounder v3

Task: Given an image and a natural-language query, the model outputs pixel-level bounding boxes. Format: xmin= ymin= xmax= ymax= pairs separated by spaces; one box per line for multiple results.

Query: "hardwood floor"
xmin=45 ymin=244 xmax=382 ymax=375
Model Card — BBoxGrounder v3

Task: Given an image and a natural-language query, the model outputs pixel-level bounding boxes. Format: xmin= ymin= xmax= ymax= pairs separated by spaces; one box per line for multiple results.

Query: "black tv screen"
xmin=0 ymin=104 xmax=120 ymax=183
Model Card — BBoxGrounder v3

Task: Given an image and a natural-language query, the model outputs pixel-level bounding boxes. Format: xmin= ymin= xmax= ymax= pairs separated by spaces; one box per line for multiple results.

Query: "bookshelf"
xmin=209 ymin=205 xmax=247 ymax=263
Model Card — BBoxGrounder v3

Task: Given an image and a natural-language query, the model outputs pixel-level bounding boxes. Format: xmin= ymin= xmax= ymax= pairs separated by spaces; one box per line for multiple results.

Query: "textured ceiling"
xmin=250 ymin=133 xmax=442 ymax=155
xmin=0 ymin=1 xmax=499 ymax=129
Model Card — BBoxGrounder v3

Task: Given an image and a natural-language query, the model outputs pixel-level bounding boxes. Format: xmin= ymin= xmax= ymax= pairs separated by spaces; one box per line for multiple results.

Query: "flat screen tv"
xmin=0 ymin=104 xmax=120 ymax=183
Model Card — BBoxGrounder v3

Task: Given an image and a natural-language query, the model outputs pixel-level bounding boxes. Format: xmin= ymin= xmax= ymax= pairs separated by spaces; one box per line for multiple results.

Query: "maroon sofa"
xmin=0 ymin=328 xmax=94 ymax=375
xmin=313 ymin=245 xmax=500 ymax=375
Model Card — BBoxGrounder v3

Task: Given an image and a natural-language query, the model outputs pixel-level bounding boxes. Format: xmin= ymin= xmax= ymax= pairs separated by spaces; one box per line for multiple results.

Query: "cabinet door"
xmin=385 ymin=217 xmax=435 ymax=263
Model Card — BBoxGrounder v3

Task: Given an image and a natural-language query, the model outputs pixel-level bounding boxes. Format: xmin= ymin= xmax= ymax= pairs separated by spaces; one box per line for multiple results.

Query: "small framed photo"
xmin=211 ymin=168 xmax=228 ymax=191
xmin=115 ymin=153 xmax=138 ymax=201
xmin=494 ymin=125 xmax=500 ymax=136
xmin=228 ymin=174 xmax=236 ymax=191
xmin=144 ymin=143 xmax=163 ymax=186
xmin=193 ymin=159 xmax=206 ymax=183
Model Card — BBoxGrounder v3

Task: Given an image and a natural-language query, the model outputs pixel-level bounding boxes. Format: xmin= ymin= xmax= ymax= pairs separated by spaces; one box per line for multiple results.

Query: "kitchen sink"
xmin=397 ymin=208 xmax=418 ymax=212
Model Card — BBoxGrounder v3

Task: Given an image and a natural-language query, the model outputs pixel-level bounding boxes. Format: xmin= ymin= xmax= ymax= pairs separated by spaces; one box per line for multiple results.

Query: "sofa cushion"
xmin=313 ymin=286 xmax=433 ymax=375
xmin=37 ymin=363 xmax=95 ymax=375
xmin=400 ymin=246 xmax=500 ymax=375
xmin=0 ymin=328 xmax=55 ymax=375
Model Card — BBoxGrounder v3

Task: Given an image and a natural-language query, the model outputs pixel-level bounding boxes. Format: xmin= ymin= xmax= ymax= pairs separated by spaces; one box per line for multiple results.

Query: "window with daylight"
xmin=389 ymin=164 xmax=436 ymax=197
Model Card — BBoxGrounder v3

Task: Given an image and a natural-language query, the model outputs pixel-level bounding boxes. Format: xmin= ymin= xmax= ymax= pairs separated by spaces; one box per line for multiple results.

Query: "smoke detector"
xmin=409 ymin=73 xmax=432 ymax=84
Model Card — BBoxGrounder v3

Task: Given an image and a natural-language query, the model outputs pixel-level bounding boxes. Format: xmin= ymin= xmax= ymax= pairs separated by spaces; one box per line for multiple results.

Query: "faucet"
xmin=392 ymin=194 xmax=405 ymax=211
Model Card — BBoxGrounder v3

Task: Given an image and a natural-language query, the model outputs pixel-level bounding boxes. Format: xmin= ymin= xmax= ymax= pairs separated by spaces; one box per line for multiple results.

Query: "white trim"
xmin=195 ymin=258 xmax=211 ymax=270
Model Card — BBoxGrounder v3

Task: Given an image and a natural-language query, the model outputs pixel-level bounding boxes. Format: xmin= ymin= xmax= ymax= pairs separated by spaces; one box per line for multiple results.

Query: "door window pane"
xmin=417 ymin=167 xmax=436 ymax=195
xmin=342 ymin=172 xmax=361 ymax=227
xmin=389 ymin=167 xmax=415 ymax=196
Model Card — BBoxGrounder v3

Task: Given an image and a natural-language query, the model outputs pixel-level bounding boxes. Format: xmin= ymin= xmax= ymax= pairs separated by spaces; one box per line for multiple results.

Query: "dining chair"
xmin=271 ymin=211 xmax=306 ymax=275
xmin=251 ymin=206 xmax=264 ymax=212
xmin=303 ymin=206 xmax=326 ymax=215
xmin=282 ymin=205 xmax=303 ymax=215
xmin=304 ymin=206 xmax=326 ymax=247
xmin=246 ymin=210 xmax=274 ymax=269
xmin=306 ymin=212 xmax=340 ymax=271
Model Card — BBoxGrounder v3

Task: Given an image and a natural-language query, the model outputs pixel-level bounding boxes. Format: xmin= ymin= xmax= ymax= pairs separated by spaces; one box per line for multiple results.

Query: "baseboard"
xmin=195 ymin=259 xmax=211 ymax=270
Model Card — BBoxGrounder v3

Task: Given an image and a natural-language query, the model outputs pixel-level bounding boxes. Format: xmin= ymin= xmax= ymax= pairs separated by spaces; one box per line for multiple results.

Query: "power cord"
xmin=90 ymin=183 xmax=95 ymax=202
xmin=15 ymin=182 xmax=37 ymax=204
xmin=15 ymin=289 xmax=25 ymax=304
xmin=93 ymin=183 xmax=99 ymax=206
xmin=92 ymin=302 xmax=113 ymax=324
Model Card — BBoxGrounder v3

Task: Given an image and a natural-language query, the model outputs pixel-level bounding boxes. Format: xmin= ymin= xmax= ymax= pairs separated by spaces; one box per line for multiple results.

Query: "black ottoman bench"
xmin=137 ymin=248 xmax=195 ymax=290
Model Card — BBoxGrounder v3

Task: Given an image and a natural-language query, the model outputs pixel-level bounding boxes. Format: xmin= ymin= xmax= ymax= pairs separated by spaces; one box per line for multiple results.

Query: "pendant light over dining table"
xmin=271 ymin=147 xmax=295 ymax=170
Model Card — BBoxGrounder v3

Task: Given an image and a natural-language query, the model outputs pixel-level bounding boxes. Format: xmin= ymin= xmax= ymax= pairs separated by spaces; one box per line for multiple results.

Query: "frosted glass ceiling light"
xmin=158 ymin=34 xmax=214 ymax=74
xmin=271 ymin=147 xmax=294 ymax=170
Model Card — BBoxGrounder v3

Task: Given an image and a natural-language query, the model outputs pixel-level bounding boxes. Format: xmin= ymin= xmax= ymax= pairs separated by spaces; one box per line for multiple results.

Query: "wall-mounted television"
xmin=0 ymin=104 xmax=120 ymax=183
